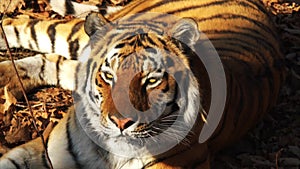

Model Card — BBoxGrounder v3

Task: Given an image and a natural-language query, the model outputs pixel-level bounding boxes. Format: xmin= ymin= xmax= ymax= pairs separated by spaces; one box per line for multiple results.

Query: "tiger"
xmin=0 ymin=0 xmax=286 ymax=168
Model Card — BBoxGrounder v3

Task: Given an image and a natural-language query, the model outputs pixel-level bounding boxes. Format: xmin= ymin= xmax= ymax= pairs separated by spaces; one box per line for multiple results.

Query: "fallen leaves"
xmin=0 ymin=86 xmax=17 ymax=114
xmin=262 ymin=0 xmax=300 ymax=14
xmin=0 ymin=87 xmax=72 ymax=156
xmin=0 ymin=0 xmax=25 ymax=14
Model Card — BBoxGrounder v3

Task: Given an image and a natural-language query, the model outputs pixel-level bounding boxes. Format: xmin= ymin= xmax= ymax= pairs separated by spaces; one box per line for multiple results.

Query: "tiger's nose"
xmin=110 ymin=115 xmax=135 ymax=131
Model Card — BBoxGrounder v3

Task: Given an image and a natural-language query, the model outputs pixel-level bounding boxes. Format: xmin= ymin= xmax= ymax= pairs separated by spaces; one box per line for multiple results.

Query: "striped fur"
xmin=0 ymin=0 xmax=285 ymax=168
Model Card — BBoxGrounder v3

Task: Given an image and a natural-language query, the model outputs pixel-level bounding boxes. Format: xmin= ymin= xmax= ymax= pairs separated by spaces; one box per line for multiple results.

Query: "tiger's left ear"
xmin=84 ymin=12 xmax=110 ymax=37
xmin=169 ymin=18 xmax=200 ymax=47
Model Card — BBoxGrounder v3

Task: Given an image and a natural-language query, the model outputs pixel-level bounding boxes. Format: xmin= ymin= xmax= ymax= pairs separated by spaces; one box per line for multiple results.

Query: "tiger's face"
xmin=75 ymin=13 xmax=201 ymax=157
xmin=97 ymin=43 xmax=180 ymax=135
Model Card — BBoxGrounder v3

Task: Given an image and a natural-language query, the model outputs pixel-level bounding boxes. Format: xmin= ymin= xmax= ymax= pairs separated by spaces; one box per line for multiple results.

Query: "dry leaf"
xmin=0 ymin=86 xmax=17 ymax=114
xmin=0 ymin=0 xmax=25 ymax=13
xmin=5 ymin=123 xmax=31 ymax=144
xmin=279 ymin=157 xmax=300 ymax=166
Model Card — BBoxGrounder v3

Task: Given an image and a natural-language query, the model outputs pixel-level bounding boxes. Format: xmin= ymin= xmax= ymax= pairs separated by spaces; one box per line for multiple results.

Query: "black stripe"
xmin=116 ymin=22 xmax=164 ymax=35
xmin=69 ymin=38 xmax=80 ymax=60
xmin=203 ymin=29 xmax=276 ymax=58
xmin=245 ymin=0 xmax=270 ymax=16
xmin=41 ymin=151 xmax=51 ymax=169
xmin=65 ymin=0 xmax=75 ymax=15
xmin=47 ymin=21 xmax=68 ymax=53
xmin=109 ymin=0 xmax=145 ymax=17
xmin=208 ymin=30 xmax=276 ymax=57
xmin=147 ymin=55 xmax=158 ymax=68
xmin=66 ymin=115 xmax=82 ymax=168
xmin=197 ymin=13 xmax=276 ymax=38
xmin=106 ymin=32 xmax=124 ymax=44
xmin=105 ymin=58 xmax=110 ymax=67
xmin=89 ymin=91 xmax=97 ymax=103
xmin=13 ymin=27 xmax=20 ymax=45
xmin=67 ymin=21 xmax=84 ymax=59
xmin=56 ymin=55 xmax=62 ymax=86
xmin=145 ymin=35 xmax=159 ymax=47
xmin=156 ymin=37 xmax=167 ymax=48
xmin=218 ymin=41 xmax=266 ymax=66
xmin=127 ymin=0 xmax=185 ymax=16
xmin=39 ymin=54 xmax=46 ymax=81
xmin=28 ymin=20 xmax=40 ymax=50
xmin=28 ymin=43 xmax=33 ymax=50
xmin=165 ymin=0 xmax=268 ymax=20
xmin=95 ymin=74 xmax=103 ymax=87
xmin=119 ymin=16 xmax=168 ymax=34
xmin=145 ymin=47 xmax=157 ymax=54
xmin=166 ymin=0 xmax=229 ymax=15
xmin=224 ymin=55 xmax=255 ymax=76
xmin=47 ymin=23 xmax=56 ymax=53
xmin=215 ymin=47 xmax=266 ymax=76
xmin=67 ymin=21 xmax=85 ymax=41
xmin=7 ymin=158 xmax=21 ymax=169
xmin=214 ymin=46 xmax=247 ymax=58
xmin=115 ymin=42 xmax=126 ymax=49
xmin=234 ymin=26 xmax=277 ymax=54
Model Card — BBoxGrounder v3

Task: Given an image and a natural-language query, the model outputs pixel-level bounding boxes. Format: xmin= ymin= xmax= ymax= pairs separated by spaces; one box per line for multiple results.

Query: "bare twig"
xmin=275 ymin=148 xmax=284 ymax=169
xmin=18 ymin=9 xmax=50 ymax=20
xmin=0 ymin=17 xmax=54 ymax=169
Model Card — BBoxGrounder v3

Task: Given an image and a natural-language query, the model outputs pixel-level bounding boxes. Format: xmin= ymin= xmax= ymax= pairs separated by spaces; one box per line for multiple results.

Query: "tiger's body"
xmin=0 ymin=0 xmax=285 ymax=169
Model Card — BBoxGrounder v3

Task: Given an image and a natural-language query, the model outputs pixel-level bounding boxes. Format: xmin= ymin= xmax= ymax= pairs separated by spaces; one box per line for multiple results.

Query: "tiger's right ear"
xmin=84 ymin=12 xmax=110 ymax=37
xmin=169 ymin=18 xmax=199 ymax=47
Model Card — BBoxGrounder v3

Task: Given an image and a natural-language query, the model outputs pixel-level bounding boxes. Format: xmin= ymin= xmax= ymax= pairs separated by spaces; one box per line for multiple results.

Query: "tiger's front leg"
xmin=0 ymin=54 xmax=78 ymax=100
xmin=146 ymin=142 xmax=211 ymax=169
xmin=0 ymin=136 xmax=48 ymax=169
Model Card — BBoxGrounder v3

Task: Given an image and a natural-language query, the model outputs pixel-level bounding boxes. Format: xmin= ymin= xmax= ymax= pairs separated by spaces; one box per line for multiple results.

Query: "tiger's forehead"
xmin=98 ymin=30 xmax=190 ymax=76
xmin=104 ymin=45 xmax=166 ymax=74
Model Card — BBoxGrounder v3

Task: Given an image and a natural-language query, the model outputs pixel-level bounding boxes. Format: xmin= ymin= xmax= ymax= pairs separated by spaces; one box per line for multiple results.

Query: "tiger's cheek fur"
xmin=95 ymin=72 xmax=112 ymax=126
xmin=121 ymin=72 xmax=151 ymax=113
xmin=147 ymin=75 xmax=176 ymax=105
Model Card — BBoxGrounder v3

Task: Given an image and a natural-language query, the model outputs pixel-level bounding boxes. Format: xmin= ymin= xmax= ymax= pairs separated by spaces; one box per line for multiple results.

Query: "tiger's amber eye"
xmin=105 ymin=72 xmax=114 ymax=80
xmin=148 ymin=78 xmax=157 ymax=84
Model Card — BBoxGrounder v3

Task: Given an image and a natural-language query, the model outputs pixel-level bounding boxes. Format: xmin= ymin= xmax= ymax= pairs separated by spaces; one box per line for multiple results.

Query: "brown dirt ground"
xmin=0 ymin=0 xmax=299 ymax=168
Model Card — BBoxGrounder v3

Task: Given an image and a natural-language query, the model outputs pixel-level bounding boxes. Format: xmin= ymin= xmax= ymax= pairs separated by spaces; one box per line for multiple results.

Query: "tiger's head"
xmin=74 ymin=13 xmax=202 ymax=158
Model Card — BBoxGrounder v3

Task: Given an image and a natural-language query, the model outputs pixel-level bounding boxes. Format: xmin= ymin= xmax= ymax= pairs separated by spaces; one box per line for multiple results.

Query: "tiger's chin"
xmin=97 ymin=132 xmax=152 ymax=157
xmin=97 ymin=113 xmax=196 ymax=158
xmin=101 ymin=130 xmax=181 ymax=158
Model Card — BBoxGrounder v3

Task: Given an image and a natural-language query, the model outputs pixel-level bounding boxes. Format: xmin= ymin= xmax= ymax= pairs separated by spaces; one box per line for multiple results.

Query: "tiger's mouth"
xmin=121 ymin=102 xmax=180 ymax=139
